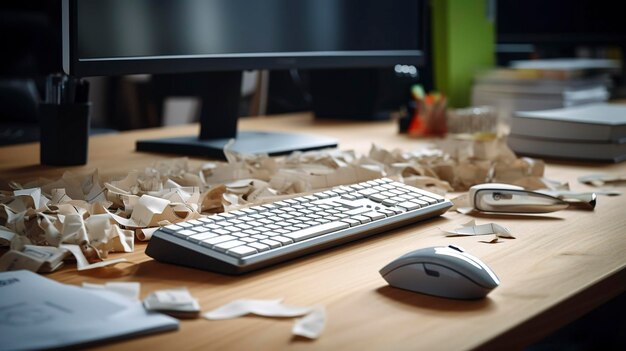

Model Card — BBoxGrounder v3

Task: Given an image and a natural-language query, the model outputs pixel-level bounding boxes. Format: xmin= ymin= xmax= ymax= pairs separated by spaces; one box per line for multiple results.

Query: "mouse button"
xmin=379 ymin=254 xmax=427 ymax=276
xmin=423 ymin=263 xmax=490 ymax=299
xmin=431 ymin=249 xmax=498 ymax=288
xmin=379 ymin=248 xmax=435 ymax=276
xmin=459 ymin=252 xmax=501 ymax=288
xmin=381 ymin=263 xmax=428 ymax=291
xmin=447 ymin=244 xmax=464 ymax=253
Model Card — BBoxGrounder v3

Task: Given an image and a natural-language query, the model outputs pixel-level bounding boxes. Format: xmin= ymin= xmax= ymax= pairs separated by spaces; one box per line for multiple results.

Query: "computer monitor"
xmin=496 ymin=0 xmax=626 ymax=60
xmin=62 ymin=0 xmax=427 ymax=158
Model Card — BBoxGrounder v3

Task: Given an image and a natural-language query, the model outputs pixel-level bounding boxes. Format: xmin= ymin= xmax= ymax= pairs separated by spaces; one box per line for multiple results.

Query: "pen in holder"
xmin=40 ymin=74 xmax=90 ymax=166
xmin=39 ymin=102 xmax=91 ymax=166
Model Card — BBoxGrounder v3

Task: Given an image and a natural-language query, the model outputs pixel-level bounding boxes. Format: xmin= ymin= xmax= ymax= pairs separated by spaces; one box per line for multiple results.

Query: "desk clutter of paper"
xmin=0 ymin=140 xmax=619 ymax=349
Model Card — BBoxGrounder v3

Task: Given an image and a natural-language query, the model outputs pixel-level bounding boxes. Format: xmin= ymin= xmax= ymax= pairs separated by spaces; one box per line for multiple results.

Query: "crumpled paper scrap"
xmin=578 ymin=173 xmax=626 ymax=187
xmin=204 ymin=299 xmax=325 ymax=339
xmin=443 ymin=220 xmax=515 ymax=239
xmin=61 ymin=244 xmax=128 ymax=271
xmin=0 ymin=245 xmax=67 ymax=273
xmin=2 ymin=138 xmax=552 ymax=273
xmin=143 ymin=288 xmax=201 ymax=318
xmin=292 ymin=307 xmax=326 ymax=339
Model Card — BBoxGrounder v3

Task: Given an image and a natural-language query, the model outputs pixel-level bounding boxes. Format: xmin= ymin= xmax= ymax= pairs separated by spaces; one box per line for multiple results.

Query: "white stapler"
xmin=469 ymin=183 xmax=596 ymax=213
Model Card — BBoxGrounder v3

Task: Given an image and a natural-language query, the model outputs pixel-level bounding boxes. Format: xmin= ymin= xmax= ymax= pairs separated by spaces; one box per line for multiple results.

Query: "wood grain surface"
xmin=1 ymin=113 xmax=625 ymax=350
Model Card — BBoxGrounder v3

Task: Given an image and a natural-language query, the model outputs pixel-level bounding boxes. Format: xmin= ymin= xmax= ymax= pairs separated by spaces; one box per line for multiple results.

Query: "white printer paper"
xmin=0 ymin=270 xmax=178 ymax=350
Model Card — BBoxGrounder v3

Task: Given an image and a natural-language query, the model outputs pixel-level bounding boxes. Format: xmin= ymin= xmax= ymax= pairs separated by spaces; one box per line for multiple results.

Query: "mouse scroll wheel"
xmin=448 ymin=244 xmax=464 ymax=252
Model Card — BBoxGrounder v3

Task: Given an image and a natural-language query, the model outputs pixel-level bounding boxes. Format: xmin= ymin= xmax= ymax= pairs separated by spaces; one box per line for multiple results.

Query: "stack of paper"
xmin=471 ymin=58 xmax=617 ymax=132
xmin=508 ymin=103 xmax=626 ymax=162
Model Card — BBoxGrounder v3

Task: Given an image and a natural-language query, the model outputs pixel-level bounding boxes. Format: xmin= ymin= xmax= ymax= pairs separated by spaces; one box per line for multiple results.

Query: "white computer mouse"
xmin=379 ymin=245 xmax=500 ymax=300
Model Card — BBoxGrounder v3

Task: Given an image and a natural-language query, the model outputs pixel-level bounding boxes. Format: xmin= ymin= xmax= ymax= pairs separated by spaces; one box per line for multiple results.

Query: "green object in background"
xmin=431 ymin=0 xmax=495 ymax=108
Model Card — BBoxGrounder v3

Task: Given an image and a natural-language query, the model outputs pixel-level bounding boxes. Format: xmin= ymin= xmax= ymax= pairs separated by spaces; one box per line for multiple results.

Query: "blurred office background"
xmin=1 ymin=0 xmax=625 ymax=139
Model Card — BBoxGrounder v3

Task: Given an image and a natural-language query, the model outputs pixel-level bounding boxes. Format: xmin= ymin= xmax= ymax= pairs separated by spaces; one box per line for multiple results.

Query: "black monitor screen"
xmin=497 ymin=0 xmax=626 ymax=44
xmin=65 ymin=0 xmax=424 ymax=76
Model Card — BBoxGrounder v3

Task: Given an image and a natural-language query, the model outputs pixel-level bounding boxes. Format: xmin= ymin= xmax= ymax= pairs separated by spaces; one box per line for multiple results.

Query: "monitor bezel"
xmin=62 ymin=0 xmax=426 ymax=77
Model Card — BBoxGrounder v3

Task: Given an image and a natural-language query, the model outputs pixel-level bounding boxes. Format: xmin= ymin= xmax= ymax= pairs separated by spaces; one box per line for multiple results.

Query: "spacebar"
xmin=284 ymin=221 xmax=350 ymax=242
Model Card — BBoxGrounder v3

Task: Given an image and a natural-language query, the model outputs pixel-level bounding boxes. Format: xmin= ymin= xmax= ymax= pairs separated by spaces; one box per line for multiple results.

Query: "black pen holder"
xmin=39 ymin=102 xmax=90 ymax=166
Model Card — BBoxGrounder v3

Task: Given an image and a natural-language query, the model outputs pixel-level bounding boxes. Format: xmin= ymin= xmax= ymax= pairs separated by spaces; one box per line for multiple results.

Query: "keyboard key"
xmin=272 ymin=236 xmax=294 ymax=245
xmin=214 ymin=240 xmax=246 ymax=252
xmin=419 ymin=196 xmax=437 ymax=205
xmin=382 ymin=199 xmax=399 ymax=207
xmin=260 ymin=239 xmax=281 ymax=249
xmin=227 ymin=245 xmax=258 ymax=258
xmin=188 ymin=232 xmax=218 ymax=242
xmin=201 ymin=235 xmax=237 ymax=246
xmin=248 ymin=242 xmax=270 ymax=252
xmin=398 ymin=201 xmax=421 ymax=211
xmin=341 ymin=218 xmax=361 ymax=227
xmin=213 ymin=228 xmax=231 ymax=236
xmin=284 ymin=221 xmax=349 ymax=242
xmin=363 ymin=211 xmax=385 ymax=221
xmin=345 ymin=207 xmax=370 ymax=216
xmin=369 ymin=193 xmax=387 ymax=202
xmin=187 ymin=220 xmax=204 ymax=226
xmin=163 ymin=224 xmax=183 ymax=232
xmin=352 ymin=215 xmax=371 ymax=224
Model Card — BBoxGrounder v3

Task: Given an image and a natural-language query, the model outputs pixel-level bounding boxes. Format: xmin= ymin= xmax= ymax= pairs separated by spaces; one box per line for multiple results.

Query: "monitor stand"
xmin=136 ymin=71 xmax=337 ymax=159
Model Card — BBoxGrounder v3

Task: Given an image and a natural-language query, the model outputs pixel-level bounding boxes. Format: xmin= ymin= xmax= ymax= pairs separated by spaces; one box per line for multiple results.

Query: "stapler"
xmin=469 ymin=183 xmax=596 ymax=213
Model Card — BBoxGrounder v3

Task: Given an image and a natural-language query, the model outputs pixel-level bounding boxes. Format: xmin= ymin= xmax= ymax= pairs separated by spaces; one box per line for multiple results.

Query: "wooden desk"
xmin=1 ymin=113 xmax=625 ymax=350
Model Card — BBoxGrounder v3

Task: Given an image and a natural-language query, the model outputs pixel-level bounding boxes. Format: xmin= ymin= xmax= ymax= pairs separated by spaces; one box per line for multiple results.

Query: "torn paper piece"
xmin=292 ymin=307 xmax=326 ymax=339
xmin=131 ymin=195 xmax=171 ymax=227
xmin=449 ymin=194 xmax=474 ymax=214
xmin=578 ymin=173 xmax=626 ymax=187
xmin=402 ymin=175 xmax=453 ymax=195
xmin=0 ymin=244 xmax=66 ymax=273
xmin=104 ymin=225 xmax=135 ymax=253
xmin=478 ymin=235 xmax=502 ymax=244
xmin=444 ymin=220 xmax=515 ymax=238
xmin=511 ymin=176 xmax=569 ymax=191
xmin=136 ymin=227 xmax=159 ymax=241
xmin=0 ymin=226 xmax=15 ymax=245
xmin=109 ymin=171 xmax=140 ymax=193
xmin=201 ymin=184 xmax=226 ymax=213
xmin=13 ymin=188 xmax=47 ymax=211
xmin=83 ymin=282 xmax=141 ymax=301
xmin=50 ymin=188 xmax=72 ymax=204
xmin=61 ymin=244 xmax=128 ymax=271
xmin=61 ymin=214 xmax=89 ymax=244
xmin=22 ymin=245 xmax=68 ymax=272
xmin=38 ymin=214 xmax=62 ymax=247
xmin=0 ymin=250 xmax=45 ymax=272
xmin=204 ymin=299 xmax=312 ymax=320
xmin=144 ymin=288 xmax=201 ymax=318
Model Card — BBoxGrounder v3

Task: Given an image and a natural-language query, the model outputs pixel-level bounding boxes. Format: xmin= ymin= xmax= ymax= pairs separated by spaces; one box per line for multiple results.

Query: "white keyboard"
xmin=146 ymin=178 xmax=452 ymax=274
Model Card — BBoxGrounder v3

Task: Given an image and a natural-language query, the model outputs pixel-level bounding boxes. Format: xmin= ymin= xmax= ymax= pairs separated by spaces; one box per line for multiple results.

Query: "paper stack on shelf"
xmin=471 ymin=58 xmax=619 ymax=132
xmin=508 ymin=103 xmax=626 ymax=162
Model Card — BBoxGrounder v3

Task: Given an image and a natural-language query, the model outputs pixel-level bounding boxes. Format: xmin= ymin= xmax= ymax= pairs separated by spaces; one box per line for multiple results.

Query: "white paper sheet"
xmin=0 ymin=270 xmax=178 ymax=351
xmin=203 ymin=298 xmax=325 ymax=339
xmin=204 ymin=298 xmax=312 ymax=319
